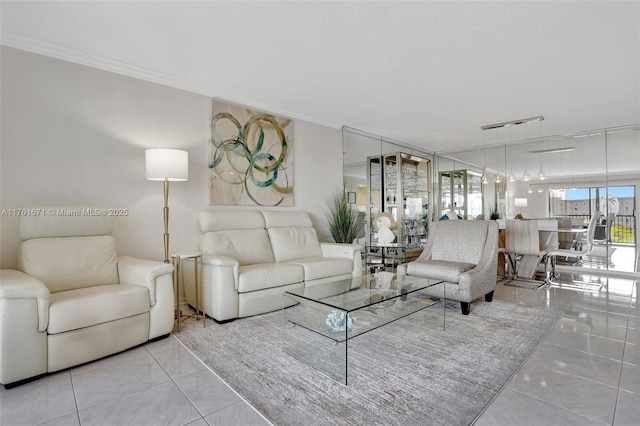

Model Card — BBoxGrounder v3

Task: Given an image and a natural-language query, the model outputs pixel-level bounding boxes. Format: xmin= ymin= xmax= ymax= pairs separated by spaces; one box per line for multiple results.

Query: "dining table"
xmin=497 ymin=218 xmax=588 ymax=279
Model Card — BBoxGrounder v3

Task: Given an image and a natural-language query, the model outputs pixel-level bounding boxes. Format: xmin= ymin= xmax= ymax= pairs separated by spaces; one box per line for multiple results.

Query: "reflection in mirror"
xmin=343 ymin=127 xmax=434 ymax=272
xmin=438 ymin=124 xmax=639 ymax=278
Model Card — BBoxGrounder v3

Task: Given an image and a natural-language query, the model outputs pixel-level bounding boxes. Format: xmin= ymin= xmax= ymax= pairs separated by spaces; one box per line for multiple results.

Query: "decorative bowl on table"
xmin=326 ymin=310 xmax=356 ymax=332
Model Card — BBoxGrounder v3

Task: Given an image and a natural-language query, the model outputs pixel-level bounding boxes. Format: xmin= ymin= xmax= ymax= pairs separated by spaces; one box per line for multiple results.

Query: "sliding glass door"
xmin=550 ymin=184 xmax=636 ymax=273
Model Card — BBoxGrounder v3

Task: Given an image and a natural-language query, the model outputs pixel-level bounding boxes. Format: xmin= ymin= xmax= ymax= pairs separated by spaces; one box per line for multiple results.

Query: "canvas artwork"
xmin=209 ymin=100 xmax=294 ymax=206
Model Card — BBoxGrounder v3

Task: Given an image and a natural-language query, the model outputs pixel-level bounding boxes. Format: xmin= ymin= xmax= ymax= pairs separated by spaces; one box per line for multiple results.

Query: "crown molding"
xmin=0 ymin=31 xmax=342 ymax=129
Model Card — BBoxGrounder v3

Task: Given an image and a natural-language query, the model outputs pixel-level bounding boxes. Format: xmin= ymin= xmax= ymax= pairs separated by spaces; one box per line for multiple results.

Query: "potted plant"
xmin=325 ymin=187 xmax=364 ymax=243
xmin=489 ymin=199 xmax=500 ymax=220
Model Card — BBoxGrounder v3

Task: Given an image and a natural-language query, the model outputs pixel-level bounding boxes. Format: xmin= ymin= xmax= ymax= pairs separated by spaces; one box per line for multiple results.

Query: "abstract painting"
xmin=209 ymin=100 xmax=293 ymax=206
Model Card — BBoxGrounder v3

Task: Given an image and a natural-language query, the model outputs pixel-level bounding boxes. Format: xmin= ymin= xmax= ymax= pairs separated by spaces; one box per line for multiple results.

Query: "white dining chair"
xmin=544 ymin=212 xmax=602 ymax=285
xmin=504 ymin=219 xmax=547 ymax=286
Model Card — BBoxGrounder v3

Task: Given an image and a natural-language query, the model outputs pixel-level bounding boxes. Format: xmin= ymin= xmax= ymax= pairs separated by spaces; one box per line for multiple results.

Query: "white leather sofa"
xmin=183 ymin=210 xmax=362 ymax=322
xmin=0 ymin=209 xmax=175 ymax=388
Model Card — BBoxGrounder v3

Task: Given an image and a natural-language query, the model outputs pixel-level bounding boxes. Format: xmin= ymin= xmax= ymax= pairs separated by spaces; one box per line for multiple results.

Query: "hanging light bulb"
xmin=537 ymin=186 xmax=544 ymax=193
xmin=481 ymin=129 xmax=488 ymax=185
xmin=495 ymin=174 xmax=502 ymax=183
xmin=537 ymin=163 xmax=546 ymax=180
xmin=570 ymin=147 xmax=577 ymax=191
xmin=522 ymin=125 xmax=531 ymax=181
xmin=536 ymin=120 xmax=546 ymax=181
xmin=522 ymin=153 xmax=531 ymax=180
xmin=509 ymin=168 xmax=516 ymax=182
xmin=528 ymin=186 xmax=533 ymax=194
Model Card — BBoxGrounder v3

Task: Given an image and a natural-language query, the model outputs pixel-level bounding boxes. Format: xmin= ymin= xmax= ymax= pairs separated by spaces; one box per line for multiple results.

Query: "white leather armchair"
xmin=0 ymin=208 xmax=175 ymax=388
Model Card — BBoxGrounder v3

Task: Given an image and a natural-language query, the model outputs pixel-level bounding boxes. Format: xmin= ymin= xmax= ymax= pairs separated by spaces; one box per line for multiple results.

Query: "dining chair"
xmin=504 ymin=219 xmax=547 ymax=285
xmin=544 ymin=212 xmax=602 ymax=285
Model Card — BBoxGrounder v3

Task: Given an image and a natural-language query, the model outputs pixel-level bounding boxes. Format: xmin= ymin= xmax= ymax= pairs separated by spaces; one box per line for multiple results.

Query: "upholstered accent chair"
xmin=0 ymin=208 xmax=175 ymax=388
xmin=397 ymin=220 xmax=498 ymax=315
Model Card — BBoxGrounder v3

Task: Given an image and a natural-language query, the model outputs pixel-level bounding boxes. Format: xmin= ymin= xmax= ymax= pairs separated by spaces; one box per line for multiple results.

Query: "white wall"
xmin=0 ymin=47 xmax=343 ymax=268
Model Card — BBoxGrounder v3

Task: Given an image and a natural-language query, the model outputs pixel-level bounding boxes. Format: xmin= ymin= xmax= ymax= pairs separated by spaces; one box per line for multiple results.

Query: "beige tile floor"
xmin=1 ymin=276 xmax=638 ymax=426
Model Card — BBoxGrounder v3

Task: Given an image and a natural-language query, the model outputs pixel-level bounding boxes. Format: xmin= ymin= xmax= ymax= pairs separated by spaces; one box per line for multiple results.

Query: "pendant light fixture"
xmin=536 ymin=120 xmax=546 ymax=180
xmin=479 ymin=116 xmax=544 ymax=184
xmin=481 ymin=126 xmax=488 ymax=184
xmin=494 ymin=128 xmax=502 ymax=183
xmin=570 ymin=148 xmax=577 ymax=191
xmin=522 ymin=152 xmax=531 ymax=182
xmin=537 ymin=157 xmax=547 ymax=180
xmin=522 ymin=122 xmax=531 ymax=181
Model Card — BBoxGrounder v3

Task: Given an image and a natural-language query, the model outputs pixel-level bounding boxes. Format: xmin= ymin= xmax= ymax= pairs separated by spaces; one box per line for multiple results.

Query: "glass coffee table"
xmin=282 ymin=272 xmax=446 ymax=385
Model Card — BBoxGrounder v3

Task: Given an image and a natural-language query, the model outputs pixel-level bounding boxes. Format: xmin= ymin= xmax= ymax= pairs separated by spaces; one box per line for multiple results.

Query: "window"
xmin=549 ymin=185 xmax=636 ymax=244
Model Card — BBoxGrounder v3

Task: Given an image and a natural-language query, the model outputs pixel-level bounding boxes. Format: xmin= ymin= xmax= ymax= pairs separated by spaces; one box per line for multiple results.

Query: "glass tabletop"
xmin=282 ymin=272 xmax=445 ymax=385
xmin=284 ymin=272 xmax=443 ymax=314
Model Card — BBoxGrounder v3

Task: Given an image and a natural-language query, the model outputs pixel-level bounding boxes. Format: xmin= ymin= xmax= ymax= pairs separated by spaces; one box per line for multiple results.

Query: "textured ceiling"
xmin=1 ymin=1 xmax=639 ymax=154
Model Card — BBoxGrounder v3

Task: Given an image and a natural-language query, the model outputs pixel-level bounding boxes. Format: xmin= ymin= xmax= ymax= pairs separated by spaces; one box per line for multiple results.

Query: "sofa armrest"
xmin=321 ymin=243 xmax=363 ymax=277
xmin=117 ymin=257 xmax=175 ymax=339
xmin=117 ymin=256 xmax=173 ymax=306
xmin=320 ymin=242 xmax=363 ymax=258
xmin=202 ymin=254 xmax=240 ymax=268
xmin=458 ymin=228 xmax=499 ymax=298
xmin=201 ymin=254 xmax=240 ymax=290
xmin=0 ymin=269 xmax=49 ymax=385
xmin=182 ymin=254 xmax=240 ymax=321
xmin=0 ymin=269 xmax=50 ymax=332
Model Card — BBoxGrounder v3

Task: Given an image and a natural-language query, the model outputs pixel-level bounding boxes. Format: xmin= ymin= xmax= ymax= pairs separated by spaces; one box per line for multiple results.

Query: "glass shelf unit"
xmin=439 ymin=169 xmax=483 ymax=220
xmin=366 ymin=152 xmax=431 ymax=269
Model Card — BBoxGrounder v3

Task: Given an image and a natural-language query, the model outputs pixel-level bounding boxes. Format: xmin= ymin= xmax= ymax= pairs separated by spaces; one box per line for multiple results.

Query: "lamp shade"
xmin=145 ymin=149 xmax=189 ymax=181
xmin=514 ymin=198 xmax=528 ymax=207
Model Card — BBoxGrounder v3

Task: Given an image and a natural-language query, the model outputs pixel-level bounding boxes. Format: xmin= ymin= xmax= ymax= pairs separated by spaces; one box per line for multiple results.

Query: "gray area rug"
xmin=175 ymin=299 xmax=563 ymax=426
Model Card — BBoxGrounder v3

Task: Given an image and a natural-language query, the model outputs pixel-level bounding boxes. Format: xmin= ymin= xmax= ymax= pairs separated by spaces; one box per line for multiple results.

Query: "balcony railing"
xmin=558 ymin=214 xmax=636 ymax=245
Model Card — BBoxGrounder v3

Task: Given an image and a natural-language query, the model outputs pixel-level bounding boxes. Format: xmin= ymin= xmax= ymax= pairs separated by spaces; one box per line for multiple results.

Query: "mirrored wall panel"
xmin=438 ymin=124 xmax=639 ymax=277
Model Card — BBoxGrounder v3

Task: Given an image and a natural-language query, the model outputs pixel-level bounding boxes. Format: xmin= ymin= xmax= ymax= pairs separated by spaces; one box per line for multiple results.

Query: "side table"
xmin=171 ymin=252 xmax=205 ymax=332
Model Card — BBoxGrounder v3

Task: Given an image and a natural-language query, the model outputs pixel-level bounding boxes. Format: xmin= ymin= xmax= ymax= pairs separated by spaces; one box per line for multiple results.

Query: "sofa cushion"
xmin=47 ymin=284 xmax=149 ymax=334
xmin=237 ymin=263 xmax=304 ymax=293
xmin=200 ymin=210 xmax=265 ymax=233
xmin=286 ymin=257 xmax=353 ymax=281
xmin=262 ymin=210 xmax=312 ymax=228
xmin=406 ymin=260 xmax=475 ymax=283
xmin=267 ymin=227 xmax=323 ymax=263
xmin=19 ymin=208 xmax=113 ymax=240
xmin=201 ymin=229 xmax=274 ymax=266
xmin=20 ymin=235 xmax=119 ymax=293
xmin=430 ymin=221 xmax=489 ymax=265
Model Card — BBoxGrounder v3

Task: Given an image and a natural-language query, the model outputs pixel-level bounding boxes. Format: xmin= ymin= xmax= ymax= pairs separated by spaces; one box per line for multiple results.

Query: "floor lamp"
xmin=145 ymin=148 xmax=189 ymax=263
xmin=514 ymin=197 xmax=528 ymax=219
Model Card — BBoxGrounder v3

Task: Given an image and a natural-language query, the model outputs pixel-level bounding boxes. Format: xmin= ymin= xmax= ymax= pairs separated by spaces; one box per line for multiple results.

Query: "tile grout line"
xmin=471 ymin=285 xmax=578 ymax=424
xmin=611 ymin=286 xmax=636 ymax=425
xmin=171 ymin=333 xmax=275 ymax=425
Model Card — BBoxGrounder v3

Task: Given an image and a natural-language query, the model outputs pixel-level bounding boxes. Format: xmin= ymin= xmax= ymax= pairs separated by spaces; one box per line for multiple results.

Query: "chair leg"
xmin=542 ymin=254 xmax=552 ymax=286
xmin=460 ymin=301 xmax=470 ymax=315
xmin=484 ymin=291 xmax=494 ymax=302
xmin=545 ymin=254 xmax=558 ymax=285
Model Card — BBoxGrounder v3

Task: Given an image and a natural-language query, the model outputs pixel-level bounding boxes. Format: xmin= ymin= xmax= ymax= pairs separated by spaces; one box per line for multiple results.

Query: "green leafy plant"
xmin=490 ymin=199 xmax=500 ymax=220
xmin=325 ymin=187 xmax=364 ymax=243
